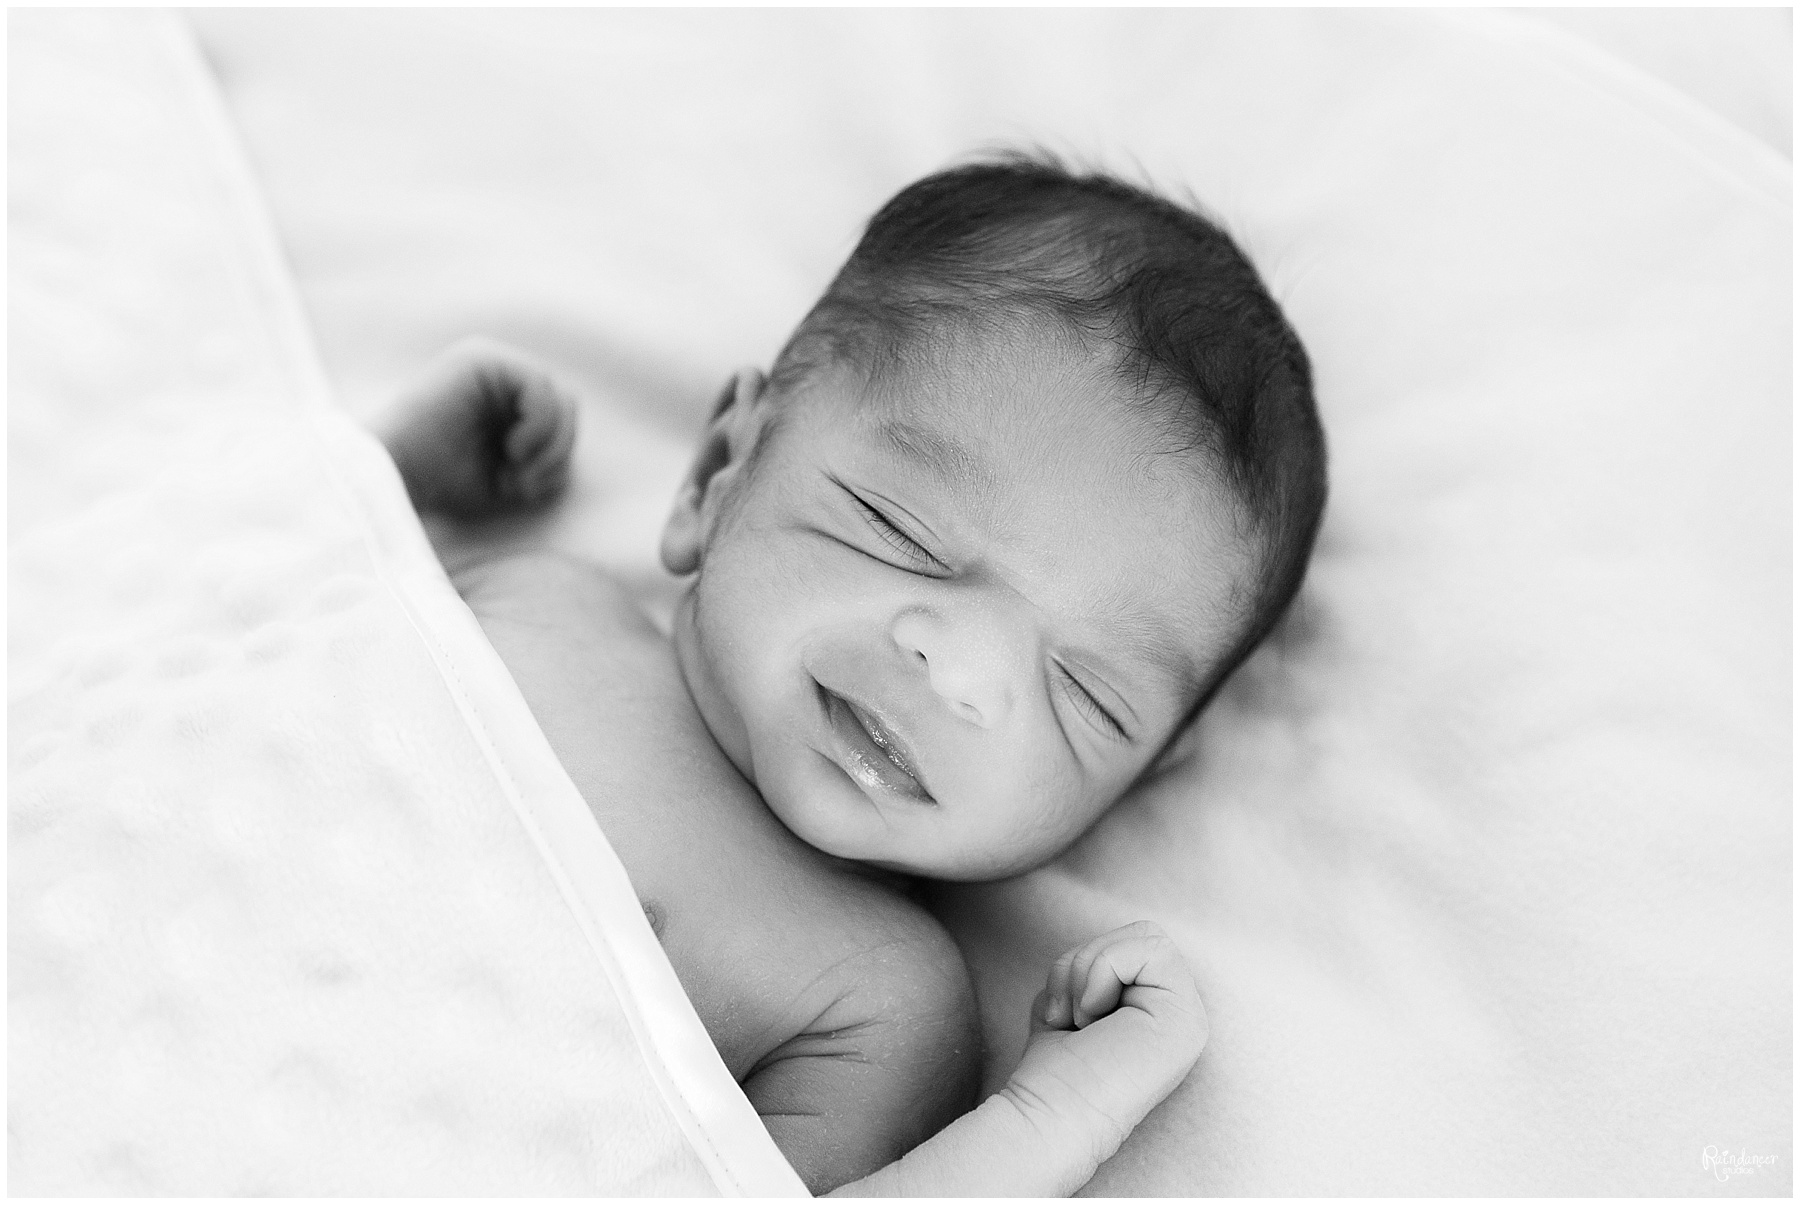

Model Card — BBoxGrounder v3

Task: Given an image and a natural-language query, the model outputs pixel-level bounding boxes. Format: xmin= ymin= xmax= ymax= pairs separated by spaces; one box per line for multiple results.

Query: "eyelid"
xmin=1057 ymin=664 xmax=1129 ymax=742
xmin=847 ymin=490 xmax=943 ymax=569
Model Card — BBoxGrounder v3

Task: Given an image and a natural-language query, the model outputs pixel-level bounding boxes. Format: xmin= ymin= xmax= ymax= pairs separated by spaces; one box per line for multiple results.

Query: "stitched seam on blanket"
xmin=159 ymin=10 xmax=760 ymax=1194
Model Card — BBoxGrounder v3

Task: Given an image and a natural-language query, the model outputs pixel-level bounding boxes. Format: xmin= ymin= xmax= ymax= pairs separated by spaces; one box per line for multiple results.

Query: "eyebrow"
xmin=878 ymin=420 xmax=999 ymax=498
xmin=1087 ymin=595 xmax=1208 ymax=710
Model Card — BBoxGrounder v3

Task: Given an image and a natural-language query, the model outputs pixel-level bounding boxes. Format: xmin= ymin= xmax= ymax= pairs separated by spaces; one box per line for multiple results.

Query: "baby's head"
xmin=661 ymin=155 xmax=1326 ymax=881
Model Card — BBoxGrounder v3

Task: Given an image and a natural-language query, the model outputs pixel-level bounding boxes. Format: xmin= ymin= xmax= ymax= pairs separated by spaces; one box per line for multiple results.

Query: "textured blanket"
xmin=8 ymin=10 xmax=804 ymax=1195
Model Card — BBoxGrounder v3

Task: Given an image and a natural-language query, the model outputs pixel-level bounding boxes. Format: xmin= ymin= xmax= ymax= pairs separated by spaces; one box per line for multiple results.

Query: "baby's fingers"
xmin=1065 ymin=925 xmax=1140 ymax=1028
xmin=504 ymin=376 xmax=579 ymax=498
xmin=1071 ymin=923 xmax=1205 ymax=1032
xmin=504 ymin=370 xmax=576 ymax=449
xmin=1039 ymin=921 xmax=1163 ymax=1031
xmin=1074 ymin=956 xmax=1126 ymax=1028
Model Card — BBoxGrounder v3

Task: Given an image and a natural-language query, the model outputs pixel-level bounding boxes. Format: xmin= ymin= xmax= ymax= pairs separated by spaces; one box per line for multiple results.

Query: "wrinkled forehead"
xmin=787 ymin=326 xmax=1257 ymax=698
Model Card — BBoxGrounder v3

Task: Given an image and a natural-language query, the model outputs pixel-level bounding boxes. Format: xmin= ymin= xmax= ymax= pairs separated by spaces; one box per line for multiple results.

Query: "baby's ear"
xmin=659 ymin=367 xmax=767 ymax=576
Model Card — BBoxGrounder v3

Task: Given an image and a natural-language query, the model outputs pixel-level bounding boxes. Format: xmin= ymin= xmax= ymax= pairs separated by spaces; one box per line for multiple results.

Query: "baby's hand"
xmin=825 ymin=924 xmax=1206 ymax=1196
xmin=1005 ymin=922 xmax=1208 ymax=1170
xmin=380 ymin=338 xmax=579 ymax=520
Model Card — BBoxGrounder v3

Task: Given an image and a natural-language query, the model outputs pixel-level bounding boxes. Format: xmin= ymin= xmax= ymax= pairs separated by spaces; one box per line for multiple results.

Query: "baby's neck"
xmin=831 ymin=855 xmax=920 ymax=897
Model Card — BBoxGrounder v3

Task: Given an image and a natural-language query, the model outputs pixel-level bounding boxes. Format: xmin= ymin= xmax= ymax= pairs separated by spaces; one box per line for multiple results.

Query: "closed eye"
xmin=847 ymin=490 xmax=942 ymax=571
xmin=1057 ymin=666 xmax=1127 ymax=741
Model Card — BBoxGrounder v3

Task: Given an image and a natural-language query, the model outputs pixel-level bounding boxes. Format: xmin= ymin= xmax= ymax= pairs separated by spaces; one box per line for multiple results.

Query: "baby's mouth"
xmin=814 ymin=681 xmax=936 ymax=804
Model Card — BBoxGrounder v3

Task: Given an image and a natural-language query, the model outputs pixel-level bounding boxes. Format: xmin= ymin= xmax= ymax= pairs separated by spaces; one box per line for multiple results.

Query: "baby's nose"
xmin=890 ymin=608 xmax=1014 ymax=728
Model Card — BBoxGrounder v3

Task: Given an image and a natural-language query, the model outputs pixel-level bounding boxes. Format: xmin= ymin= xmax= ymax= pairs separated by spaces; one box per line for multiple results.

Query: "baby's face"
xmin=665 ymin=325 xmax=1253 ymax=880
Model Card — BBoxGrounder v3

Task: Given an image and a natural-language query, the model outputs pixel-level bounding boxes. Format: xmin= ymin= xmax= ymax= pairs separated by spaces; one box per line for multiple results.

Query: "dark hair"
xmin=771 ymin=151 xmax=1327 ymax=712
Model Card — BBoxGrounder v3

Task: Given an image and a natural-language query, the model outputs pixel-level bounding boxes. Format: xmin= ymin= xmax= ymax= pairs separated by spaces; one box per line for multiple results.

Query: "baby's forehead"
xmin=848 ymin=362 xmax=1233 ymax=529
xmin=847 ymin=330 xmax=1169 ymax=458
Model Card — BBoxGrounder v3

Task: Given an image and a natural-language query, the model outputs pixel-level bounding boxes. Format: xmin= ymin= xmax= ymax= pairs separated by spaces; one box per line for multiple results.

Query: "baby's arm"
xmin=744 ymin=922 xmax=983 ymax=1193
xmin=832 ymin=922 xmax=1208 ymax=1198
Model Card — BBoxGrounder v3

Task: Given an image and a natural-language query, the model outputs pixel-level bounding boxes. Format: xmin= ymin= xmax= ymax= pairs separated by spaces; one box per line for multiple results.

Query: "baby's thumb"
xmin=1027 ymin=986 xmax=1062 ymax=1036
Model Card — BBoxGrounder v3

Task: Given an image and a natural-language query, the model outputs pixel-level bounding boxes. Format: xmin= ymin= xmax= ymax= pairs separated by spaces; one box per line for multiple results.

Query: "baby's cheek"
xmin=737 ymin=526 xmax=835 ymax=608
xmin=963 ymin=746 xmax=1090 ymax=854
xmin=701 ymin=534 xmax=807 ymax=649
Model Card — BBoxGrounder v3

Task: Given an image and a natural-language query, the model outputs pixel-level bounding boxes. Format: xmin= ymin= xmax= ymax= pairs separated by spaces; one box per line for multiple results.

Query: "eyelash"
xmin=851 ymin=494 xmax=940 ymax=570
xmin=1058 ymin=667 xmax=1127 ymax=740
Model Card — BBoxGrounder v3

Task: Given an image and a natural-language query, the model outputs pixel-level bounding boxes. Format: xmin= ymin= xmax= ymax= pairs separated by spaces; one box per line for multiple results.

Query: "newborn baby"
xmin=380 ymin=156 xmax=1325 ymax=1194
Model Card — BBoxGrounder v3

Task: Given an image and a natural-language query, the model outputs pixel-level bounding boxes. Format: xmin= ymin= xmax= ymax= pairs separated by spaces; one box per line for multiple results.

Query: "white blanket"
xmin=7 ymin=10 xmax=804 ymax=1195
xmin=185 ymin=8 xmax=1791 ymax=1195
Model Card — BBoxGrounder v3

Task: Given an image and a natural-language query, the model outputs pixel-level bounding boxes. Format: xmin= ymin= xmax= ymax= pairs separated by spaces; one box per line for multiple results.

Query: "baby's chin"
xmin=757 ymin=752 xmax=926 ymax=864
xmin=759 ymin=770 xmax=1063 ymax=883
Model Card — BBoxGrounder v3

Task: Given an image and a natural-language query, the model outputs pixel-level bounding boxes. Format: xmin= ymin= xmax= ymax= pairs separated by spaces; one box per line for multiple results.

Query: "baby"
xmin=380 ymin=155 xmax=1326 ymax=1194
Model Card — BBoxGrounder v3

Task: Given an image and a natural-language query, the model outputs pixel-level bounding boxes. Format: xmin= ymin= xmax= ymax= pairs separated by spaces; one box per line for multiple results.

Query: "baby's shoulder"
xmin=745 ymin=879 xmax=982 ymax=1189
xmin=452 ymin=551 xmax=650 ymax=634
xmin=826 ymin=881 xmax=977 ymax=1031
xmin=450 ymin=551 xmax=669 ymax=688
